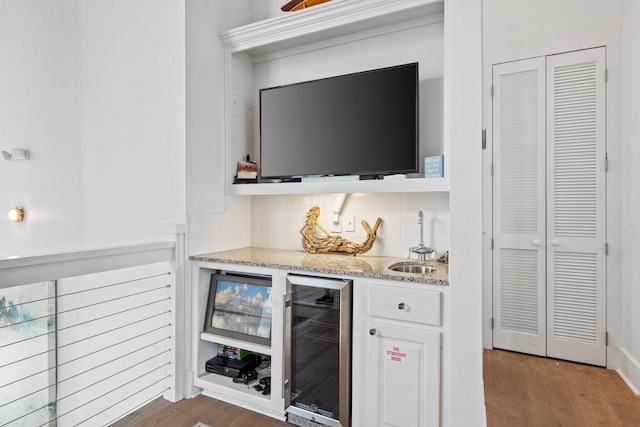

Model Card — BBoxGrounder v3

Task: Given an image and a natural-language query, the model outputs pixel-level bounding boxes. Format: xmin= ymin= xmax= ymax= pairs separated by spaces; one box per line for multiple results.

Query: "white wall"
xmin=0 ymin=0 xmax=83 ymax=257
xmin=483 ymin=0 xmax=625 ymax=62
xmin=185 ymin=0 xmax=257 ymax=257
xmin=620 ymin=0 xmax=640 ymax=393
xmin=186 ymin=0 xmax=253 ymax=215
xmin=78 ymin=1 xmax=186 ymax=247
xmin=0 ymin=1 xmax=186 ymax=259
xmin=250 ymin=0 xmax=291 ymax=20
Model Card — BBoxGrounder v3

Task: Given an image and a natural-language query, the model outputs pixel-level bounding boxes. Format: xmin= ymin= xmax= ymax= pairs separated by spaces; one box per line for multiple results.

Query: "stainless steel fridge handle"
xmin=283 ymin=295 xmax=292 ymax=400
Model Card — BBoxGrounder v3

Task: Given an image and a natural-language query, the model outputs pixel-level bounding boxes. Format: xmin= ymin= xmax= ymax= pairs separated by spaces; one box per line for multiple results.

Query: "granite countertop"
xmin=190 ymin=247 xmax=449 ymax=286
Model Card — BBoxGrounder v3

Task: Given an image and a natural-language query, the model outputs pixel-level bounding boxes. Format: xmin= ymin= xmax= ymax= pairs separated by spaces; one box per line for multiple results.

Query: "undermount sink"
xmin=388 ymin=262 xmax=436 ymax=274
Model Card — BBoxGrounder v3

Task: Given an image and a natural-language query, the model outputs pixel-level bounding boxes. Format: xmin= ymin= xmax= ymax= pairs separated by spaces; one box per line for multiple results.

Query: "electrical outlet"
xmin=345 ymin=215 xmax=355 ymax=232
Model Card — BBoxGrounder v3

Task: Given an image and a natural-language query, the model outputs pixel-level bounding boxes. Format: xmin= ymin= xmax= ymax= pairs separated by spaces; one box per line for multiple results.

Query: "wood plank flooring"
xmin=109 ymin=394 xmax=289 ymax=427
xmin=484 ymin=349 xmax=640 ymax=427
xmin=112 ymin=349 xmax=640 ymax=426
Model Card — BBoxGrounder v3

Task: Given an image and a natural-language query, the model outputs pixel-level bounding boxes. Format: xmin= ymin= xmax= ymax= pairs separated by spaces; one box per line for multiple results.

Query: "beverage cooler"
xmin=284 ymin=274 xmax=352 ymax=427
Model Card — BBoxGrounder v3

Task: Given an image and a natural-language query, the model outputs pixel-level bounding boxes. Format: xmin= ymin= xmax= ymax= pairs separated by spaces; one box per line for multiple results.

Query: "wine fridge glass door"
xmin=285 ymin=274 xmax=352 ymax=427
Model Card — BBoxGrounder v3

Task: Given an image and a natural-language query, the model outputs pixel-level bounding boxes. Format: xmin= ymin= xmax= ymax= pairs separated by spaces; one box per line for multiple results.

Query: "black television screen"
xmin=259 ymin=62 xmax=419 ymax=180
xmin=204 ymin=273 xmax=273 ymax=346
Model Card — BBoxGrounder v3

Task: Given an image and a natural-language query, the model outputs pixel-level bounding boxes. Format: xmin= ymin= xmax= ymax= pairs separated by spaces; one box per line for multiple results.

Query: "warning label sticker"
xmin=385 ymin=345 xmax=407 ymax=363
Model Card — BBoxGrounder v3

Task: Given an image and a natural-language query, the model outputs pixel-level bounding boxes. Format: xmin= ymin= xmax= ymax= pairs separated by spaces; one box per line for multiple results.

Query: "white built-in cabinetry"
xmin=353 ymin=279 xmax=444 ymax=427
xmin=218 ymin=0 xmax=448 ymax=196
xmin=192 ymin=259 xmax=447 ymax=426
xmin=191 ymin=0 xmax=484 ymax=424
xmin=193 ymin=262 xmax=287 ymax=420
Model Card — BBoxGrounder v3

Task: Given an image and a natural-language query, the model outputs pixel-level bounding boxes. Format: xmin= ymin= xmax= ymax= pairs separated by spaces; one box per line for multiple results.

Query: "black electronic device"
xmin=205 ymin=354 xmax=260 ymax=378
xmin=259 ymin=62 xmax=419 ymax=180
xmin=232 ymin=369 xmax=258 ymax=384
xmin=253 ymin=376 xmax=271 ymax=395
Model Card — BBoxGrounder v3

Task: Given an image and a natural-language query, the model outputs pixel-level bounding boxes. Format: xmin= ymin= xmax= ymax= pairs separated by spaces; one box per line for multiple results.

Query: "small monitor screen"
xmin=204 ymin=274 xmax=272 ymax=346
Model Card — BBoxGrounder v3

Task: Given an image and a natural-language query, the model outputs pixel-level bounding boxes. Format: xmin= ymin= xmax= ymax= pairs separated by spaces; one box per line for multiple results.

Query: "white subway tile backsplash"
xmin=402 ymin=192 xmax=421 ymax=211
xmin=283 ymin=196 xmax=297 ymax=219
xmin=369 ymin=192 xmax=386 ymax=209
xmin=384 ymin=193 xmax=404 ymax=222
xmin=420 ymin=191 xmax=440 ymax=209
xmin=250 ymin=192 xmax=450 ymax=258
xmin=349 ymin=192 xmax=370 ymax=208
xmin=189 ymin=192 xmax=450 ymax=258
xmin=377 ymin=237 xmax=404 ymax=258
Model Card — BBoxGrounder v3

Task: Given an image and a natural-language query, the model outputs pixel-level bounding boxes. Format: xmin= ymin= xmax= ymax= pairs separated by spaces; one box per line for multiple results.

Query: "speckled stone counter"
xmin=190 ymin=247 xmax=449 ymax=286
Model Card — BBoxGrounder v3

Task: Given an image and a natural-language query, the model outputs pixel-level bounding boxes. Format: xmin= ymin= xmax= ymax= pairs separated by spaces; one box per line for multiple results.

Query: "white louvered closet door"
xmin=492 ymin=57 xmax=547 ymax=357
xmin=546 ymin=48 xmax=606 ymax=366
xmin=492 ymin=48 xmax=607 ymax=366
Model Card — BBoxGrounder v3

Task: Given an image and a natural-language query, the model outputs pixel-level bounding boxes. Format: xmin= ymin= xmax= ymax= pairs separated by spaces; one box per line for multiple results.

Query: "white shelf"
xmin=220 ymin=0 xmax=444 ymax=56
xmin=200 ymin=332 xmax=272 ymax=356
xmin=195 ymin=372 xmax=271 ymax=402
xmin=230 ymin=177 xmax=448 ymax=195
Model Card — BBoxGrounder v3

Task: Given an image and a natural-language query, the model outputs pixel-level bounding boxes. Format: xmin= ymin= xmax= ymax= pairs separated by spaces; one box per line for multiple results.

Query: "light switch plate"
xmin=345 ymin=215 xmax=355 ymax=232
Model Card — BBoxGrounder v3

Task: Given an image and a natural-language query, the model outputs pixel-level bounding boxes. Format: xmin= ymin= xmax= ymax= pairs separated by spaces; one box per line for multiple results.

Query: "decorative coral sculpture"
xmin=300 ymin=206 xmax=382 ymax=255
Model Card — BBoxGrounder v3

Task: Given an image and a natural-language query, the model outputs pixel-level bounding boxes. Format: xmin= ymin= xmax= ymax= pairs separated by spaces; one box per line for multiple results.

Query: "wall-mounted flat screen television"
xmin=204 ymin=273 xmax=273 ymax=346
xmin=259 ymin=62 xmax=419 ymax=180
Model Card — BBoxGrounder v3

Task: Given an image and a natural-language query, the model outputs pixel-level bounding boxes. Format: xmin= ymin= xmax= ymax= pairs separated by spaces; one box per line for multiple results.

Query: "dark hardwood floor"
xmin=111 ymin=349 xmax=640 ymax=426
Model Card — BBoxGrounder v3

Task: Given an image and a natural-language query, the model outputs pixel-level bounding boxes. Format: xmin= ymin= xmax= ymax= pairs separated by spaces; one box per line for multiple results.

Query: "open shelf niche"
xmin=219 ymin=0 xmax=448 ymax=196
xmin=193 ymin=263 xmax=286 ymax=420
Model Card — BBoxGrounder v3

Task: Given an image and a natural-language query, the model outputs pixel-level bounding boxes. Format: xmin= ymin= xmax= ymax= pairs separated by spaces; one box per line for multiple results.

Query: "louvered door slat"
xmin=499 ymin=249 xmax=539 ymax=334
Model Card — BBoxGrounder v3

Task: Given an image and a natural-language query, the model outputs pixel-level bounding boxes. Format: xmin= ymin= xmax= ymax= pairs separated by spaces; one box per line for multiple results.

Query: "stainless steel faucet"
xmin=408 ymin=210 xmax=433 ymax=261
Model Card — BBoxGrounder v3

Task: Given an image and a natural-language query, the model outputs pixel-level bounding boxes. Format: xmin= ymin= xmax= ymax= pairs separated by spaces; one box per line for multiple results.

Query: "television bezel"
xmin=203 ymin=273 xmax=273 ymax=346
xmin=258 ymin=62 xmax=420 ymax=180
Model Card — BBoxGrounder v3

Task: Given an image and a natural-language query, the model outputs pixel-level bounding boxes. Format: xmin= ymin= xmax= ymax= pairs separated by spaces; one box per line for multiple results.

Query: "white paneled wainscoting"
xmin=0 ymin=229 xmax=187 ymax=426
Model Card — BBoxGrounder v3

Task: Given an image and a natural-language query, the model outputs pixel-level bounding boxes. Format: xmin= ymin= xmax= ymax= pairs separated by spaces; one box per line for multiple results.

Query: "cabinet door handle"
xmin=369 ymin=328 xmax=377 ymax=336
xmin=398 ymin=302 xmax=406 ymax=310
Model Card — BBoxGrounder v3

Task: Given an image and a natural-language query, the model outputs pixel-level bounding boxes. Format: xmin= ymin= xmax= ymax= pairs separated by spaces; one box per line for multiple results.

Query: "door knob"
xmin=398 ymin=302 xmax=406 ymax=310
xmin=532 ymin=239 xmax=541 ymax=247
xmin=369 ymin=328 xmax=377 ymax=336
xmin=552 ymin=239 xmax=560 ymax=246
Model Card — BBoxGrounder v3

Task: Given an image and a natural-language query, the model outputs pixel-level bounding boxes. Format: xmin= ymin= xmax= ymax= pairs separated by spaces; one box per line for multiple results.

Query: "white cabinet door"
xmin=363 ymin=322 xmax=441 ymax=427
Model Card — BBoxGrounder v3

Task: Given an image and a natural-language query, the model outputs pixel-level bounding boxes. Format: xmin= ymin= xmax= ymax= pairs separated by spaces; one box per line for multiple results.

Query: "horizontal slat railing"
xmin=56 ymin=263 xmax=173 ymax=426
xmin=0 ymin=234 xmax=186 ymax=427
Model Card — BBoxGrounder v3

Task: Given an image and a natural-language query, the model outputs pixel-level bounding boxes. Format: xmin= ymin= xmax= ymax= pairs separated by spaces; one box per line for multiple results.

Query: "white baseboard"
xmin=617 ymin=347 xmax=640 ymax=395
xmin=481 ymin=378 xmax=488 ymax=427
